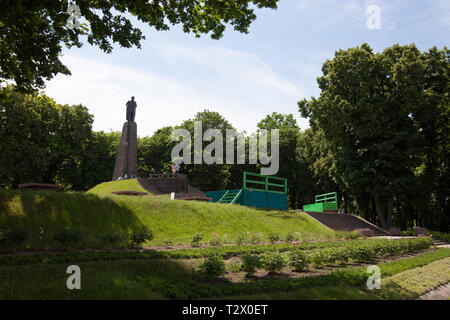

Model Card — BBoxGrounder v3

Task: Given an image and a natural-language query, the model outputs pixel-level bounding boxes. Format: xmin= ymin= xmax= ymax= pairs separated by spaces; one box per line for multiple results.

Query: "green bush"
xmin=190 ymin=233 xmax=202 ymax=247
xmin=229 ymin=261 xmax=243 ymax=273
xmin=311 ymin=250 xmax=327 ymax=268
xmin=53 ymin=227 xmax=82 ymax=246
xmin=0 ymin=229 xmax=28 ymax=247
xmin=162 ymin=239 xmax=174 ymax=246
xmin=250 ymin=232 xmax=264 ymax=244
xmin=268 ymin=232 xmax=280 ymax=244
xmin=352 ymin=246 xmax=376 ymax=262
xmin=100 ymin=231 xmax=123 ymax=244
xmin=197 ymin=254 xmax=227 ymax=280
xmin=261 ymin=251 xmax=287 ymax=273
xmin=130 ymin=228 xmax=153 ymax=246
xmin=289 ymin=250 xmax=310 ymax=272
xmin=234 ymin=233 xmax=248 ymax=246
xmin=241 ymin=254 xmax=262 ymax=277
xmin=209 ymin=236 xmax=222 ymax=246
xmin=430 ymin=231 xmax=450 ymax=242
xmin=335 ymin=231 xmax=361 ymax=240
xmin=285 ymin=232 xmax=295 ymax=242
xmin=401 ymin=228 xmax=415 ymax=236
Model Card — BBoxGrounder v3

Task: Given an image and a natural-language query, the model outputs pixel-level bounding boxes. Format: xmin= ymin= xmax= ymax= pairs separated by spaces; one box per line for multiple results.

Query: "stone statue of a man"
xmin=126 ymin=96 xmax=137 ymax=122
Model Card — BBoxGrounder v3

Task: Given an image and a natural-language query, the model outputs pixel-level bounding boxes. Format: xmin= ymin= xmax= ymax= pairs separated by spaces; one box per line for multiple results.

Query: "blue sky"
xmin=45 ymin=0 xmax=450 ymax=137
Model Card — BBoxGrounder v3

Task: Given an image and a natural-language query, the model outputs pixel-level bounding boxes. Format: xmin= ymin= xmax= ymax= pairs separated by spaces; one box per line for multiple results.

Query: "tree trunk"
xmin=373 ymin=195 xmax=387 ymax=230
xmin=373 ymin=195 xmax=394 ymax=230
xmin=386 ymin=198 xmax=393 ymax=230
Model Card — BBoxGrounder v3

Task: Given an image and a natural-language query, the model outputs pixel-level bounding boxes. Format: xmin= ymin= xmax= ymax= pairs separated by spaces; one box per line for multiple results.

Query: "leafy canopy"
xmin=0 ymin=0 xmax=279 ymax=91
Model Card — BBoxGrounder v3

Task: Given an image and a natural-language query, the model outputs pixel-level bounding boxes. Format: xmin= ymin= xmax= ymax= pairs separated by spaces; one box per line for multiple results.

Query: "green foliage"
xmin=430 ymin=231 xmax=450 ymax=242
xmin=285 ymin=232 xmax=295 ymax=242
xmin=241 ymin=254 xmax=262 ymax=277
xmin=261 ymin=251 xmax=287 ymax=273
xmin=0 ymin=1 xmax=279 ymax=91
xmin=299 ymin=43 xmax=450 ymax=230
xmin=289 ymin=250 xmax=310 ymax=272
xmin=209 ymin=235 xmax=223 ymax=247
xmin=267 ymin=232 xmax=280 ymax=244
xmin=0 ymin=228 xmax=28 ymax=247
xmin=229 ymin=261 xmax=243 ymax=273
xmin=130 ymin=228 xmax=153 ymax=246
xmin=250 ymin=232 xmax=265 ymax=244
xmin=52 ymin=227 xmax=82 ymax=246
xmin=191 ymin=234 xmax=203 ymax=247
xmin=197 ymin=254 xmax=227 ymax=280
xmin=100 ymin=231 xmax=123 ymax=245
xmin=234 ymin=233 xmax=249 ymax=246
xmin=335 ymin=231 xmax=361 ymax=240
xmin=162 ymin=239 xmax=174 ymax=247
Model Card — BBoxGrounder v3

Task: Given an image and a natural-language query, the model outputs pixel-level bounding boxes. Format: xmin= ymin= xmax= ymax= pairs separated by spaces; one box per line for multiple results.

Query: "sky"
xmin=44 ymin=0 xmax=450 ymax=137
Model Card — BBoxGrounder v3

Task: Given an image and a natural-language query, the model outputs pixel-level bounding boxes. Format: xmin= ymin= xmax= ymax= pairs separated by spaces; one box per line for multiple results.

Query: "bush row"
xmin=238 ymin=237 xmax=434 ymax=276
xmin=0 ymin=227 xmax=153 ymax=250
xmin=141 ymin=248 xmax=450 ymax=300
xmin=0 ymin=237 xmax=429 ymax=266
xmin=190 ymin=230 xmax=361 ymax=247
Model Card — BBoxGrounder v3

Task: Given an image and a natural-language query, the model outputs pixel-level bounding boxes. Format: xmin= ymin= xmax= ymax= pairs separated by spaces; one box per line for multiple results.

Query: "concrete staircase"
xmin=305 ymin=211 xmax=388 ymax=236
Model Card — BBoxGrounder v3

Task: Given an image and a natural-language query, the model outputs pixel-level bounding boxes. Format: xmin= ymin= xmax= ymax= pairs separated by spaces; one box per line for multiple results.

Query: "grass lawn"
xmin=0 ymin=188 xmax=335 ymax=251
xmin=0 ymin=242 xmax=448 ymax=300
xmin=87 ymin=179 xmax=149 ymax=197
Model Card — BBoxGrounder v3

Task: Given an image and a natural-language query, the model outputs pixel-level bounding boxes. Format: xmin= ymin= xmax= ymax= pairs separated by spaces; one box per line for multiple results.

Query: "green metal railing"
xmin=315 ymin=192 xmax=337 ymax=204
xmin=243 ymin=172 xmax=287 ymax=194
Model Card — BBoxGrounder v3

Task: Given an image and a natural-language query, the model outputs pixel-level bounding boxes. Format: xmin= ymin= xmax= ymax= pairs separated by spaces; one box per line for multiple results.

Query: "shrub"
xmin=191 ymin=233 xmax=202 ymax=247
xmin=289 ymin=250 xmax=310 ymax=272
xmin=268 ymin=232 xmax=280 ymax=244
xmin=311 ymin=250 xmax=327 ymax=268
xmin=130 ymin=228 xmax=153 ymax=246
xmin=285 ymin=232 xmax=295 ymax=242
xmin=197 ymin=254 xmax=227 ymax=280
xmin=250 ymin=232 xmax=264 ymax=244
xmin=352 ymin=246 xmax=376 ymax=262
xmin=292 ymin=232 xmax=303 ymax=241
xmin=0 ymin=228 xmax=28 ymax=247
xmin=234 ymin=233 xmax=248 ymax=246
xmin=209 ymin=236 xmax=222 ymax=247
xmin=241 ymin=254 xmax=262 ymax=277
xmin=162 ymin=239 xmax=174 ymax=246
xmin=229 ymin=261 xmax=243 ymax=273
xmin=401 ymin=228 xmax=415 ymax=236
xmin=53 ymin=227 xmax=82 ymax=246
xmin=261 ymin=251 xmax=287 ymax=273
xmin=100 ymin=231 xmax=123 ymax=244
xmin=335 ymin=231 xmax=361 ymax=240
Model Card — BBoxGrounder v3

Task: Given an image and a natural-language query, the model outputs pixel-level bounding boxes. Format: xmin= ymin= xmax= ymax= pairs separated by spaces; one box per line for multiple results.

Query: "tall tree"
xmin=257 ymin=112 xmax=302 ymax=208
xmin=299 ymin=43 xmax=449 ymax=230
xmin=0 ymin=0 xmax=279 ymax=92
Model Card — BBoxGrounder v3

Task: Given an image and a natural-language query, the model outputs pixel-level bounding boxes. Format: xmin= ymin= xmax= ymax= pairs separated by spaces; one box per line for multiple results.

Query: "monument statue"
xmin=112 ymin=96 xmax=138 ymax=180
xmin=126 ymin=96 xmax=137 ymax=122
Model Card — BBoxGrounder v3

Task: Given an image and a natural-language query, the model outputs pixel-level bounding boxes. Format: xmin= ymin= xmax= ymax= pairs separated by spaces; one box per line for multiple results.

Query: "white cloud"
xmin=45 ymin=44 xmax=309 ymax=137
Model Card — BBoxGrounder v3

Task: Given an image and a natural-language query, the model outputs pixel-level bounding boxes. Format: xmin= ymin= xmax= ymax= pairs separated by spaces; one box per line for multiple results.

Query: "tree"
xmin=257 ymin=112 xmax=302 ymax=208
xmin=0 ymin=85 xmax=97 ymax=190
xmin=0 ymin=0 xmax=279 ymax=92
xmin=175 ymin=109 xmax=235 ymax=191
xmin=299 ymin=43 xmax=449 ymax=230
xmin=138 ymin=126 xmax=174 ymax=177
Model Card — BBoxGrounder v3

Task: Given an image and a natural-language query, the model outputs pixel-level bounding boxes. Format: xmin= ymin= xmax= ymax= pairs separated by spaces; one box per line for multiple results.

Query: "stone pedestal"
xmin=112 ymin=122 xmax=138 ymax=180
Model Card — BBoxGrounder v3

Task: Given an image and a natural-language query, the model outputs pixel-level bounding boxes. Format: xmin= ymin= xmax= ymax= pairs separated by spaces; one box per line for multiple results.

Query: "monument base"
xmin=112 ymin=122 xmax=138 ymax=181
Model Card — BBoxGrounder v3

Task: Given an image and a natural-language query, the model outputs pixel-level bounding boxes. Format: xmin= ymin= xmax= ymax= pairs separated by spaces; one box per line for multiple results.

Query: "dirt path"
xmin=417 ymin=283 xmax=450 ymax=300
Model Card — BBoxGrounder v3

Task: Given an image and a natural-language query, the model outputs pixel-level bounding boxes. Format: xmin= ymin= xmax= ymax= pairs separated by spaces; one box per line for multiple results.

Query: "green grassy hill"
xmin=87 ymin=179 xmax=149 ymax=196
xmin=0 ymin=186 xmax=335 ymax=251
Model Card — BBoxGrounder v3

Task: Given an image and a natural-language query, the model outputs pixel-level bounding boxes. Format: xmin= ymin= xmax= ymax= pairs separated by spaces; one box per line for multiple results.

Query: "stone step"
xmin=305 ymin=211 xmax=387 ymax=236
